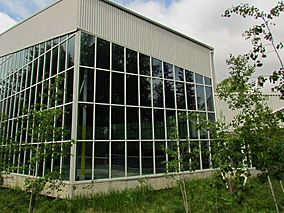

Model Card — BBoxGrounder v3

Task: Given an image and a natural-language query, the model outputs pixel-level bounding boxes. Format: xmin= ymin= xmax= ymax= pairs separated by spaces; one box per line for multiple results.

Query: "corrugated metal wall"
xmin=78 ymin=0 xmax=213 ymax=77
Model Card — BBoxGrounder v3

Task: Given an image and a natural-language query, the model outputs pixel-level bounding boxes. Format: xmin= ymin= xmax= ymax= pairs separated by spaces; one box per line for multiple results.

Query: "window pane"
xmin=95 ymin=105 xmax=109 ymax=139
xmin=155 ymin=141 xmax=166 ymax=173
xmin=139 ymin=53 xmax=150 ymax=76
xmin=79 ymin=68 xmax=94 ymax=102
xmin=111 ymin=106 xmax=125 ymax=140
xmin=164 ymin=62 xmax=173 ymax=79
xmin=59 ymin=40 xmax=66 ymax=72
xmin=140 ymin=77 xmax=151 ymax=107
xmin=76 ymin=142 xmax=92 ymax=180
xmin=96 ymin=70 xmax=110 ymax=103
xmin=204 ymin=77 xmax=212 ymax=86
xmin=205 ymin=87 xmax=214 ymax=111
xmin=126 ymin=49 xmax=137 ymax=74
xmin=126 ymin=75 xmax=138 ymax=105
xmin=152 ymin=79 xmax=163 ymax=107
xmin=176 ymin=82 xmax=186 ymax=109
xmin=127 ymin=141 xmax=139 ymax=176
xmin=190 ymin=141 xmax=200 ymax=170
xmin=142 ymin=142 xmax=153 ymax=175
xmin=64 ymin=104 xmax=72 ymax=140
xmin=152 ymin=58 xmax=162 ymax=78
xmin=77 ymin=104 xmax=93 ymax=140
xmin=185 ymin=70 xmax=194 ymax=82
xmin=127 ymin=107 xmax=139 ymax=139
xmin=67 ymin=36 xmax=75 ymax=68
xmin=166 ymin=110 xmax=176 ymax=138
xmin=199 ymin=113 xmax=208 ymax=139
xmin=51 ymin=44 xmax=58 ymax=76
xmin=164 ymin=80 xmax=175 ymax=108
xmin=111 ymin=142 xmax=125 ymax=178
xmin=178 ymin=111 xmax=187 ymax=139
xmin=94 ymin=142 xmax=109 ymax=179
xmin=97 ymin=38 xmax=110 ymax=69
xmin=141 ymin=108 xmax=152 ymax=139
xmin=196 ymin=85 xmax=205 ymax=111
xmin=186 ymin=84 xmax=196 ymax=110
xmin=80 ymin=33 xmax=95 ymax=67
xmin=195 ymin=73 xmax=204 ymax=84
xmin=154 ymin=109 xmax=165 ymax=139
xmin=65 ymin=69 xmax=73 ymax=103
xmin=111 ymin=72 xmax=124 ymax=105
xmin=201 ymin=141 xmax=210 ymax=169
xmin=175 ymin=66 xmax=184 ymax=81
xmin=112 ymin=43 xmax=124 ymax=71
xmin=189 ymin=113 xmax=198 ymax=139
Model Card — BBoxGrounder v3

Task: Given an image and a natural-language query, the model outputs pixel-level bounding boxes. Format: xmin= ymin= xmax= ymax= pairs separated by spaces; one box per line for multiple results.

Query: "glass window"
xmin=127 ymin=107 xmax=139 ymax=139
xmin=67 ymin=36 xmax=75 ymax=68
xmin=139 ymin=53 xmax=150 ymax=76
xmin=95 ymin=105 xmax=109 ymax=139
xmin=76 ymin=142 xmax=92 ymax=180
xmin=59 ymin=40 xmax=66 ymax=72
xmin=205 ymin=77 xmax=212 ymax=86
xmin=112 ymin=43 xmax=124 ymax=71
xmin=185 ymin=70 xmax=194 ymax=83
xmin=79 ymin=68 xmax=94 ymax=102
xmin=64 ymin=104 xmax=72 ymax=140
xmin=176 ymin=82 xmax=186 ymax=109
xmin=65 ymin=69 xmax=73 ymax=103
xmin=94 ymin=142 xmax=109 ymax=179
xmin=37 ymin=54 xmax=44 ymax=82
xmin=110 ymin=72 xmax=125 ymax=103
xmin=111 ymin=142 xmax=125 ymax=178
xmin=164 ymin=80 xmax=175 ymax=109
xmin=180 ymin=140 xmax=190 ymax=171
xmin=142 ymin=141 xmax=153 ymax=175
xmin=201 ymin=141 xmax=210 ymax=169
xmin=127 ymin=141 xmax=139 ymax=176
xmin=96 ymin=70 xmax=110 ymax=103
xmin=195 ymin=73 xmax=204 ymax=84
xmin=126 ymin=49 xmax=137 ymax=74
xmin=199 ymin=113 xmax=208 ymax=139
xmin=154 ymin=109 xmax=165 ymax=139
xmin=51 ymin=44 xmax=58 ymax=76
xmin=189 ymin=113 xmax=198 ymax=139
xmin=97 ymin=38 xmax=110 ymax=69
xmin=164 ymin=62 xmax=173 ymax=79
xmin=126 ymin=75 xmax=138 ymax=106
xmin=175 ymin=66 xmax=184 ymax=81
xmin=141 ymin=108 xmax=152 ymax=139
xmin=190 ymin=141 xmax=200 ymax=170
xmin=166 ymin=110 xmax=176 ymax=139
xmin=152 ymin=79 xmax=163 ymax=108
xmin=111 ymin=106 xmax=125 ymax=140
xmin=80 ymin=33 xmax=95 ymax=67
xmin=77 ymin=104 xmax=93 ymax=140
xmin=140 ymin=77 xmax=151 ymax=107
xmin=186 ymin=84 xmax=196 ymax=110
xmin=196 ymin=85 xmax=205 ymax=111
xmin=155 ymin=141 xmax=166 ymax=173
xmin=205 ymin=87 xmax=214 ymax=111
xmin=178 ymin=111 xmax=187 ymax=139
xmin=152 ymin=58 xmax=162 ymax=78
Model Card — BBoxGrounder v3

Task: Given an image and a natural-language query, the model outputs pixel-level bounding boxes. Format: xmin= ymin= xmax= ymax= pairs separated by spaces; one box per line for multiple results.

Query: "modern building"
xmin=0 ymin=0 xmax=216 ymax=197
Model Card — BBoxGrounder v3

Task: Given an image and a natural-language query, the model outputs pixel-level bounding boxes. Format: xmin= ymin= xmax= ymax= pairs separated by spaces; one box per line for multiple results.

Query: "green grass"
xmin=1 ymin=176 xmax=284 ymax=213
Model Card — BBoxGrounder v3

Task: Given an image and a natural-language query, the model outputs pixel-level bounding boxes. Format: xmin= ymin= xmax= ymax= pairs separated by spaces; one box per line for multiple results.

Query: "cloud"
xmin=0 ymin=12 xmax=17 ymax=34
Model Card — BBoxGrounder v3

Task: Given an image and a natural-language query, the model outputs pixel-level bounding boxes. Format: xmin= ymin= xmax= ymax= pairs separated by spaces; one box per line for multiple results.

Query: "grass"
xmin=1 ymin=176 xmax=284 ymax=213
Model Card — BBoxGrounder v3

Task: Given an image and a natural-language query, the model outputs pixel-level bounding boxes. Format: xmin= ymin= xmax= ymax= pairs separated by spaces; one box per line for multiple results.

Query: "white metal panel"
xmin=0 ymin=0 xmax=78 ymax=57
xmin=78 ymin=0 xmax=213 ymax=78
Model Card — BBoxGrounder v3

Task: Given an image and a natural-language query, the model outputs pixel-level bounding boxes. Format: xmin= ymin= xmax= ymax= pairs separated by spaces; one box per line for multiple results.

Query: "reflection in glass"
xmin=111 ymin=106 xmax=125 ymax=140
xmin=140 ymin=77 xmax=151 ymax=107
xmin=111 ymin=142 xmax=125 ymax=178
xmin=154 ymin=109 xmax=165 ymax=139
xmin=176 ymin=82 xmax=186 ymax=109
xmin=94 ymin=142 xmax=109 ymax=179
xmin=205 ymin=87 xmax=214 ymax=111
xmin=155 ymin=141 xmax=166 ymax=173
xmin=142 ymin=142 xmax=153 ymax=175
xmin=141 ymin=108 xmax=152 ymax=139
xmin=186 ymin=84 xmax=196 ymax=110
xmin=196 ymin=85 xmax=205 ymax=111
xmin=152 ymin=79 xmax=163 ymax=107
xmin=76 ymin=142 xmax=92 ymax=180
xmin=96 ymin=70 xmax=109 ymax=103
xmin=97 ymin=38 xmax=110 ymax=69
xmin=80 ymin=33 xmax=95 ymax=67
xmin=79 ymin=68 xmax=94 ymax=102
xmin=77 ymin=104 xmax=93 ymax=140
xmin=199 ymin=112 xmax=208 ymax=139
xmin=190 ymin=141 xmax=200 ymax=170
xmin=178 ymin=111 xmax=187 ymax=139
xmin=126 ymin=49 xmax=137 ymax=74
xmin=139 ymin=53 xmax=150 ymax=76
xmin=175 ymin=66 xmax=184 ymax=81
xmin=164 ymin=80 xmax=175 ymax=108
xmin=164 ymin=62 xmax=173 ymax=79
xmin=67 ymin=36 xmax=75 ymax=68
xmin=166 ymin=110 xmax=176 ymax=139
xmin=127 ymin=142 xmax=139 ymax=176
xmin=111 ymin=72 xmax=124 ymax=104
xmin=112 ymin=43 xmax=124 ymax=71
xmin=195 ymin=73 xmax=203 ymax=84
xmin=65 ymin=69 xmax=73 ymax=103
xmin=95 ymin=105 xmax=109 ymax=139
xmin=152 ymin=58 xmax=162 ymax=78
xmin=201 ymin=141 xmax=210 ymax=169
xmin=205 ymin=77 xmax=212 ymax=85
xmin=127 ymin=107 xmax=139 ymax=139
xmin=189 ymin=113 xmax=198 ymax=139
xmin=185 ymin=70 xmax=194 ymax=82
xmin=126 ymin=75 xmax=138 ymax=105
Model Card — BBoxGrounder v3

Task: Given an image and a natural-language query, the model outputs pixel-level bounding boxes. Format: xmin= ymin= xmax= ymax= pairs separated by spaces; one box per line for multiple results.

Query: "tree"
xmin=223 ymin=2 xmax=284 ymax=98
xmin=212 ymin=55 xmax=284 ymax=212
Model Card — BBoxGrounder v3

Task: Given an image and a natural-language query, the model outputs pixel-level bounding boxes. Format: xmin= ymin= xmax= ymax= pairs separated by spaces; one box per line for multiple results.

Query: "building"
xmin=0 ymin=0 xmax=216 ymax=197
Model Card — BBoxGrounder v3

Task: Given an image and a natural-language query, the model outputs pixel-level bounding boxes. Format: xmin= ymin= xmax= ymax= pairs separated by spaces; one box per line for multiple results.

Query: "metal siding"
xmin=78 ymin=0 xmax=212 ymax=77
xmin=0 ymin=0 xmax=78 ymax=57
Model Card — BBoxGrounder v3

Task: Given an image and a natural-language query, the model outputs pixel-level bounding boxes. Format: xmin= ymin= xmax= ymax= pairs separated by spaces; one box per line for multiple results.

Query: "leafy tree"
xmin=223 ymin=2 xmax=284 ymax=98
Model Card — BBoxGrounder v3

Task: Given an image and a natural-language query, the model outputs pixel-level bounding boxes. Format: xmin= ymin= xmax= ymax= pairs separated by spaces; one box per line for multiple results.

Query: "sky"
xmin=0 ymin=0 xmax=283 ymax=89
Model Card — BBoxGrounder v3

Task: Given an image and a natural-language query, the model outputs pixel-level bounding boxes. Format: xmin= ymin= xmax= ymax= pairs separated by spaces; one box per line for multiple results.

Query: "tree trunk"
xmin=267 ymin=175 xmax=279 ymax=213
